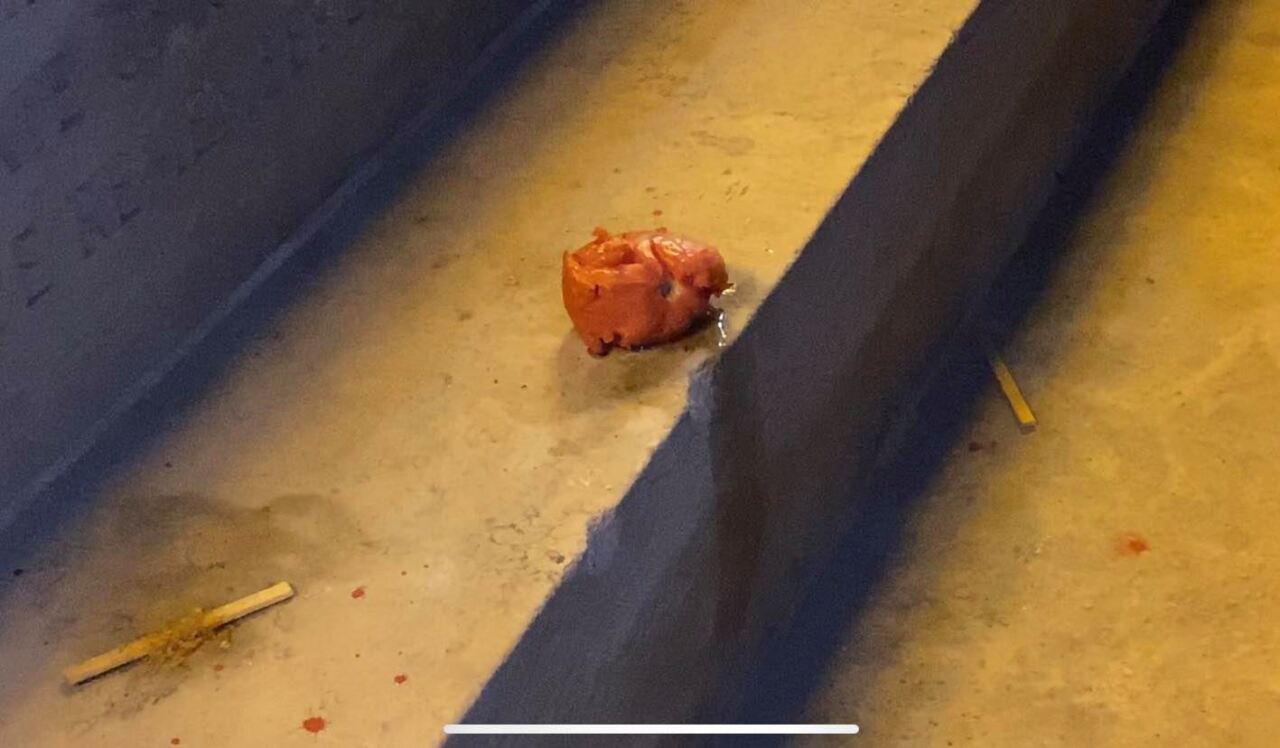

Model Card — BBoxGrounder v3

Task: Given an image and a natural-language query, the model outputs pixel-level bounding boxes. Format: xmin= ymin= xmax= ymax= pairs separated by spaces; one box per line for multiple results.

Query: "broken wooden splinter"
xmin=981 ymin=335 xmax=1038 ymax=433
xmin=63 ymin=581 xmax=295 ymax=686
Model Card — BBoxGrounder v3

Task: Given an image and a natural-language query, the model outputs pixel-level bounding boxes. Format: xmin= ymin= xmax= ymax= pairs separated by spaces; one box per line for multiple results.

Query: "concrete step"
xmin=0 ymin=0 xmax=1171 ymax=744
xmin=460 ymin=0 xmax=1175 ymax=736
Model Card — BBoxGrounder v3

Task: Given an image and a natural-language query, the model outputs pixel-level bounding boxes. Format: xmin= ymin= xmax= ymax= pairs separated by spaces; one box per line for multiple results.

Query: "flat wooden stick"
xmin=63 ymin=581 xmax=295 ymax=686
xmin=981 ymin=336 xmax=1038 ymax=433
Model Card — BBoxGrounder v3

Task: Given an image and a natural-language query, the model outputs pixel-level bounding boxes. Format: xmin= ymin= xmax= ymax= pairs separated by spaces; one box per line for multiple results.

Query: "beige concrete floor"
xmin=0 ymin=1 xmax=978 ymax=745
xmin=804 ymin=1 xmax=1280 ymax=745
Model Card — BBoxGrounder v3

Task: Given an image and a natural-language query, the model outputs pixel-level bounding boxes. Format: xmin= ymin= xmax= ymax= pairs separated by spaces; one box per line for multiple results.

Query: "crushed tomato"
xmin=562 ymin=227 xmax=730 ymax=355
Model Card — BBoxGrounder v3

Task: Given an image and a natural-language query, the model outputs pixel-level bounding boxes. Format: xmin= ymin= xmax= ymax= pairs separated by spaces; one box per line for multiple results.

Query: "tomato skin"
xmin=562 ymin=227 xmax=730 ymax=355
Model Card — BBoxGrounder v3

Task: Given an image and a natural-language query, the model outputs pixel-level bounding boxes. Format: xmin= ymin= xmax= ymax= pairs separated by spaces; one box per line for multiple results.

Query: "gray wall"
xmin=0 ymin=0 xmax=540 ymax=510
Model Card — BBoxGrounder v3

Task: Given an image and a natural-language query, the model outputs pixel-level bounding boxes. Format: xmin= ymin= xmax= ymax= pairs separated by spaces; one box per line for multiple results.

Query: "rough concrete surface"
xmin=0 ymin=1 xmax=981 ymax=744
xmin=461 ymin=0 xmax=1168 ymax=736
xmin=0 ymin=0 xmax=544 ymax=516
xmin=803 ymin=1 xmax=1280 ymax=744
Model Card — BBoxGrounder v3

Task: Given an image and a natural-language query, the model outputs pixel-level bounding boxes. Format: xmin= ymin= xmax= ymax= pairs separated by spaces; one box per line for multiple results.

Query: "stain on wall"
xmin=0 ymin=0 xmax=541 ymax=513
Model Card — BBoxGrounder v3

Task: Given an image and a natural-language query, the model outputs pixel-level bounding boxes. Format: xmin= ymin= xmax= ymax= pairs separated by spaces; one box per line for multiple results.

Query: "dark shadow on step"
xmin=706 ymin=1 xmax=1212 ymax=743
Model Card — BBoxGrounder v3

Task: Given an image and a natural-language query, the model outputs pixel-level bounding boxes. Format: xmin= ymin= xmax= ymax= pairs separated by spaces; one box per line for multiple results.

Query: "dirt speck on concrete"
xmin=1116 ymin=532 xmax=1150 ymax=557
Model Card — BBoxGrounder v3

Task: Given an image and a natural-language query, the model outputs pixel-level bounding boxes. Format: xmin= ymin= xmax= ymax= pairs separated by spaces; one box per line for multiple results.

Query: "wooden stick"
xmin=63 ymin=581 xmax=295 ymax=686
xmin=981 ymin=336 xmax=1038 ymax=433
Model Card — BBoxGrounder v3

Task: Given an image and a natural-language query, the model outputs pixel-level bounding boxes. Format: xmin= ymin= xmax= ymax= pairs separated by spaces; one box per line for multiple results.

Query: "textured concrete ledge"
xmin=0 ymin=2 xmax=984 ymax=743
xmin=457 ymin=0 xmax=1173 ymax=737
xmin=0 ymin=1 xmax=1173 ymax=744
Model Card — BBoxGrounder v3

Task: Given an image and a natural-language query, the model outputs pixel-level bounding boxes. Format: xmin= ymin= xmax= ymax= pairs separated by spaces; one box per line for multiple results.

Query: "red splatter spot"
xmin=1117 ymin=532 xmax=1150 ymax=556
xmin=302 ymin=717 xmax=327 ymax=733
xmin=652 ymin=209 xmax=664 ymax=217
xmin=393 ymin=673 xmax=408 ymax=684
xmin=213 ymin=663 xmax=224 ymax=672
xmin=967 ymin=441 xmax=983 ymax=452
xmin=351 ymin=586 xmax=366 ymax=599
xmin=171 ymin=739 xmax=181 ymax=746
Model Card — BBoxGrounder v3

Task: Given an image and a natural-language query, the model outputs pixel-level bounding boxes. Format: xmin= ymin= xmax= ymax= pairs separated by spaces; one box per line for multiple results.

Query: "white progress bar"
xmin=444 ymin=724 xmax=860 ymax=735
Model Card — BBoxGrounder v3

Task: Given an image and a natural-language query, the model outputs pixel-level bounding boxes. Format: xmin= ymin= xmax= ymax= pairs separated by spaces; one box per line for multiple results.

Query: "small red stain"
xmin=213 ymin=663 xmax=224 ymax=672
xmin=1117 ymin=532 xmax=1150 ymax=556
xmin=171 ymin=739 xmax=181 ymax=746
xmin=302 ymin=717 xmax=327 ymax=733
xmin=652 ymin=209 xmax=664 ymax=217
xmin=967 ymin=441 xmax=983 ymax=452
xmin=393 ymin=673 xmax=408 ymax=684
xmin=350 ymin=586 xmax=366 ymax=599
